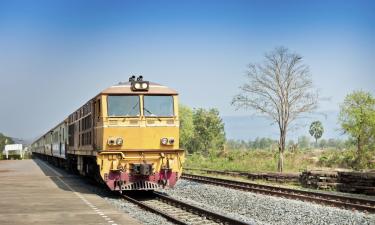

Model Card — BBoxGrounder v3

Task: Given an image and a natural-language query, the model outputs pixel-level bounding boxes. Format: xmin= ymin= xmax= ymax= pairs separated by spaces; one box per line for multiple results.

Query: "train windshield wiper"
xmin=143 ymin=107 xmax=155 ymax=116
xmin=144 ymin=107 xmax=161 ymax=121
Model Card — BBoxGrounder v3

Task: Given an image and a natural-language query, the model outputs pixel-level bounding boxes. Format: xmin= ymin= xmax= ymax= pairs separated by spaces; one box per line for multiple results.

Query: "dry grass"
xmin=185 ymin=148 xmax=356 ymax=173
xmin=186 ymin=149 xmax=312 ymax=173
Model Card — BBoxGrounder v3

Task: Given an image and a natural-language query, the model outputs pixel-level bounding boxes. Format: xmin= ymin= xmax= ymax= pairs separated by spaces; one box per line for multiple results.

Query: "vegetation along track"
xmin=122 ymin=191 xmax=250 ymax=225
xmin=181 ymin=173 xmax=375 ymax=213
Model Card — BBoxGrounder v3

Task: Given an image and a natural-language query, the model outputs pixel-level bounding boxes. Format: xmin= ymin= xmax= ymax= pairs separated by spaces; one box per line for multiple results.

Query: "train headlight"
xmin=107 ymin=138 xmax=116 ymax=146
xmin=141 ymin=82 xmax=148 ymax=89
xmin=161 ymin=137 xmax=175 ymax=145
xmin=131 ymin=81 xmax=150 ymax=91
xmin=161 ymin=138 xmax=168 ymax=145
xmin=108 ymin=137 xmax=124 ymax=146
xmin=116 ymin=138 xmax=123 ymax=145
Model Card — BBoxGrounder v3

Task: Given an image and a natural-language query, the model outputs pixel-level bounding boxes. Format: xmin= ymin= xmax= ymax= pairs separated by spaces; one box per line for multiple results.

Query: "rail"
xmin=181 ymin=173 xmax=375 ymax=213
xmin=122 ymin=191 xmax=250 ymax=225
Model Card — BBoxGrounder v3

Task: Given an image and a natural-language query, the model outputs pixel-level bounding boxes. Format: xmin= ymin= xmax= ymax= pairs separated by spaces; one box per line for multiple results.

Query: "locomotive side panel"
xmin=67 ymin=101 xmax=95 ymax=156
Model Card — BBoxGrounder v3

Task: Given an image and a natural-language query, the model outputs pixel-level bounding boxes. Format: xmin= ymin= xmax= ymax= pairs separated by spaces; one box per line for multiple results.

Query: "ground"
xmin=185 ymin=148 xmax=361 ymax=173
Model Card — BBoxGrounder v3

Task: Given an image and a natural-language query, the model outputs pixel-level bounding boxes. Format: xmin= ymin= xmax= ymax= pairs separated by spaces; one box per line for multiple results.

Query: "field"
xmin=185 ymin=148 xmax=375 ymax=173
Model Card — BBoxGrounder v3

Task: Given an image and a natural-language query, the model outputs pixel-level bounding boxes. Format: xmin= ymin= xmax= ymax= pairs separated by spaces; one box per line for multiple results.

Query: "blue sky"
xmin=0 ymin=0 xmax=374 ymax=140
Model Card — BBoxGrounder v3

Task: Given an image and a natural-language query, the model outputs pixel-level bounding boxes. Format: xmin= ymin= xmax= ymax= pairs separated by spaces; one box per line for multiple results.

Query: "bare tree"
xmin=232 ymin=47 xmax=318 ymax=172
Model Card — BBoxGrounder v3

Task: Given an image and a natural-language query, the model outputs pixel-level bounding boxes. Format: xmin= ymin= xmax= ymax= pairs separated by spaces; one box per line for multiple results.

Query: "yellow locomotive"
xmin=31 ymin=76 xmax=185 ymax=191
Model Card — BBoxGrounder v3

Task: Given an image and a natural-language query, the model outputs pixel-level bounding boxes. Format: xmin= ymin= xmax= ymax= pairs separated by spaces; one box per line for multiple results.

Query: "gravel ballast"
xmin=161 ymin=180 xmax=375 ymax=225
xmin=105 ymin=197 xmax=175 ymax=225
xmin=43 ymin=161 xmax=375 ymax=225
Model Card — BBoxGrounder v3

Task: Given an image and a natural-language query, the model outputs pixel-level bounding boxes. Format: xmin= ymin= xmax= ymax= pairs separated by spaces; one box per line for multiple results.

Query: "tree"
xmin=191 ymin=108 xmax=226 ymax=155
xmin=287 ymin=140 xmax=295 ymax=149
xmin=179 ymin=105 xmax=194 ymax=152
xmin=309 ymin=121 xmax=324 ymax=145
xmin=179 ymin=106 xmax=226 ymax=155
xmin=232 ymin=47 xmax=318 ymax=172
xmin=338 ymin=91 xmax=375 ymax=169
xmin=0 ymin=133 xmax=14 ymax=154
xmin=297 ymin=136 xmax=310 ymax=149
xmin=326 ymin=138 xmax=344 ymax=150
xmin=319 ymin=139 xmax=327 ymax=149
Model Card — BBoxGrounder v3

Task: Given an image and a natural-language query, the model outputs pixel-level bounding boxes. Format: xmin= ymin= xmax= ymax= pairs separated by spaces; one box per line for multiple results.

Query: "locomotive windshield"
xmin=107 ymin=95 xmax=140 ymax=117
xmin=143 ymin=95 xmax=174 ymax=117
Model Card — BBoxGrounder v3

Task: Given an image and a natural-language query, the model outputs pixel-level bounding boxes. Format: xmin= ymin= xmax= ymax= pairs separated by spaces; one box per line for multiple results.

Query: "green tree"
xmin=319 ymin=139 xmax=327 ymax=149
xmin=309 ymin=121 xmax=324 ymax=145
xmin=287 ymin=140 xmax=295 ymax=148
xmin=325 ymin=138 xmax=344 ymax=149
xmin=232 ymin=47 xmax=318 ymax=172
xmin=191 ymin=108 xmax=226 ymax=155
xmin=0 ymin=133 xmax=14 ymax=157
xmin=297 ymin=136 xmax=310 ymax=149
xmin=179 ymin=105 xmax=194 ymax=152
xmin=338 ymin=91 xmax=375 ymax=169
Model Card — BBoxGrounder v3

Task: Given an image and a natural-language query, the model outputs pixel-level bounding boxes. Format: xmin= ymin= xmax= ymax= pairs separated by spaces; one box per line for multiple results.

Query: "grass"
xmin=318 ymin=148 xmax=375 ymax=170
xmin=184 ymin=147 xmax=375 ymax=173
xmin=185 ymin=149 xmax=319 ymax=173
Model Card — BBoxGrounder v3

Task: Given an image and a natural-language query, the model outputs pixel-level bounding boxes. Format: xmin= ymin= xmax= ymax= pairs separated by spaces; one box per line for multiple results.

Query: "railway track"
xmin=182 ymin=173 xmax=375 ymax=213
xmin=184 ymin=168 xmax=299 ymax=183
xmin=122 ymin=191 xmax=250 ymax=225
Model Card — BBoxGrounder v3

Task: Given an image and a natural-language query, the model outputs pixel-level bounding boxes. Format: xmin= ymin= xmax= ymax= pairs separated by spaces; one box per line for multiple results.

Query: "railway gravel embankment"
xmin=161 ymin=180 xmax=375 ymax=225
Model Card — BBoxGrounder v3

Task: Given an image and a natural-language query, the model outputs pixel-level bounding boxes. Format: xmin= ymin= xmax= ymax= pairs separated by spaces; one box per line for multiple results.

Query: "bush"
xmin=185 ymin=149 xmax=314 ymax=173
xmin=317 ymin=148 xmax=371 ymax=169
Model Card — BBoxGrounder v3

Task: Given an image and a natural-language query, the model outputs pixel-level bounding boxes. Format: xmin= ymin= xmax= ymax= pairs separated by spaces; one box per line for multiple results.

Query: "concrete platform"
xmin=0 ymin=159 xmax=141 ymax=225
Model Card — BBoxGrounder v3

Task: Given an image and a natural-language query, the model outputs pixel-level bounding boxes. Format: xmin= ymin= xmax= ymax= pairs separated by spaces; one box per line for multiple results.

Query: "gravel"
xmin=160 ymin=180 xmax=375 ymax=225
xmin=104 ymin=197 xmax=175 ymax=225
xmin=78 ymin=173 xmax=375 ymax=225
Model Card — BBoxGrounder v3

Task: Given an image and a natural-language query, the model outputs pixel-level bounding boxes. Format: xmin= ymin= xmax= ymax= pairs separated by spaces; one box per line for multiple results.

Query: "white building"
xmin=3 ymin=144 xmax=23 ymax=159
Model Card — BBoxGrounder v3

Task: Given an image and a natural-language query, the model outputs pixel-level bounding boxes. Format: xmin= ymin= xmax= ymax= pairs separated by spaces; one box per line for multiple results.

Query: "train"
xmin=31 ymin=76 xmax=185 ymax=191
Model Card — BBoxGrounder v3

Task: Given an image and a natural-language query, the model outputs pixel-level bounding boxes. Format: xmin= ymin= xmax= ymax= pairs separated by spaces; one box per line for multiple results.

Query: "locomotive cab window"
xmin=107 ymin=95 xmax=140 ymax=117
xmin=143 ymin=95 xmax=174 ymax=117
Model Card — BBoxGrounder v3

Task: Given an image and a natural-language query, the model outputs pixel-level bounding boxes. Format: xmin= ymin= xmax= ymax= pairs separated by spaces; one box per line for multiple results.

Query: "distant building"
xmin=2 ymin=144 xmax=23 ymax=159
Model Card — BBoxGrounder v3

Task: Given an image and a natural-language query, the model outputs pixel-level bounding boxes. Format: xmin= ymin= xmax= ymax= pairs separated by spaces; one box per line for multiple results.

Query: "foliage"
xmin=179 ymin=106 xmax=226 ymax=155
xmin=191 ymin=108 xmax=226 ymax=155
xmin=318 ymin=138 xmax=353 ymax=150
xmin=298 ymin=136 xmax=311 ymax=149
xmin=325 ymin=138 xmax=346 ymax=150
xmin=226 ymin=138 xmax=278 ymax=151
xmin=319 ymin=139 xmax=327 ymax=149
xmin=187 ymin=134 xmax=363 ymax=172
xmin=338 ymin=90 xmax=375 ymax=169
xmin=0 ymin=133 xmax=14 ymax=151
xmin=318 ymin=148 xmax=375 ymax=169
xmin=232 ymin=47 xmax=318 ymax=172
xmin=0 ymin=133 xmax=14 ymax=160
xmin=309 ymin=121 xmax=324 ymax=144
xmin=185 ymin=149 xmax=315 ymax=173
xmin=179 ymin=105 xmax=194 ymax=151
xmin=226 ymin=137 xmax=353 ymax=152
xmin=187 ymin=142 xmax=371 ymax=173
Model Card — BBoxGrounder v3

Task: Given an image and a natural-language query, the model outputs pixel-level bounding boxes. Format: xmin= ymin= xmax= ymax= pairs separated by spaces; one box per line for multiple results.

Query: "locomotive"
xmin=31 ymin=76 xmax=185 ymax=191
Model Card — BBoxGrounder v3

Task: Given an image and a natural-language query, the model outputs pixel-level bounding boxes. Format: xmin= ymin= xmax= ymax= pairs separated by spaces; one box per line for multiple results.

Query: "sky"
xmin=0 ymin=0 xmax=374 ymax=140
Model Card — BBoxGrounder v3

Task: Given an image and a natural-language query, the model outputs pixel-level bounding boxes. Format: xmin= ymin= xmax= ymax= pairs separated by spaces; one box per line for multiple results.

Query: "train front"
xmin=96 ymin=77 xmax=185 ymax=191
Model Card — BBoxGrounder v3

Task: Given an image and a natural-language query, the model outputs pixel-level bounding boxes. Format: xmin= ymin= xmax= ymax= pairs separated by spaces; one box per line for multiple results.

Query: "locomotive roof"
xmin=100 ymin=82 xmax=178 ymax=95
